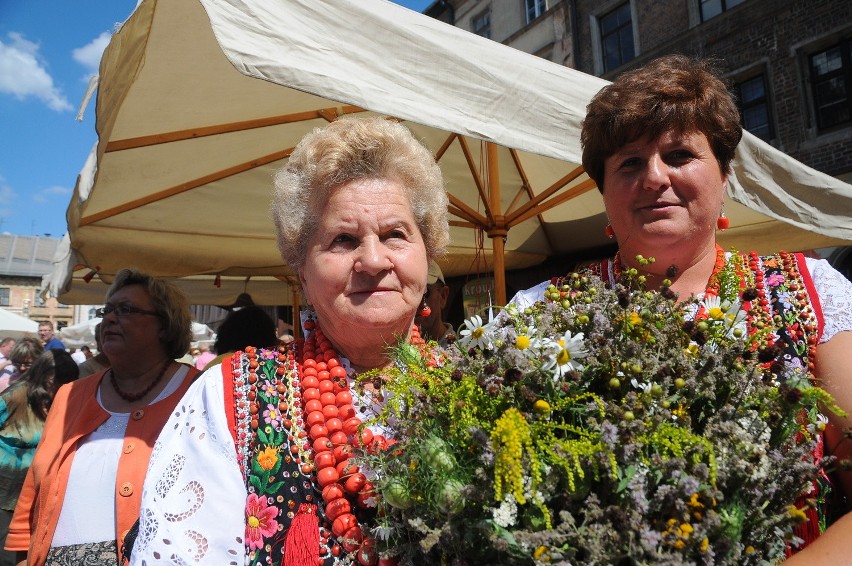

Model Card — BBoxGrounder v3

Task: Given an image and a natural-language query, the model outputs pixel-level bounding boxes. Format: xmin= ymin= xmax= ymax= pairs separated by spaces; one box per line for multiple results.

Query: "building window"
xmin=810 ymin=40 xmax=852 ymax=132
xmin=735 ymin=75 xmax=773 ymax=141
xmin=0 ymin=289 xmax=8 ymax=306
xmin=472 ymin=9 xmax=491 ymax=39
xmin=600 ymin=3 xmax=634 ymax=73
xmin=526 ymin=0 xmax=547 ymax=24
xmin=700 ymin=0 xmax=746 ymax=22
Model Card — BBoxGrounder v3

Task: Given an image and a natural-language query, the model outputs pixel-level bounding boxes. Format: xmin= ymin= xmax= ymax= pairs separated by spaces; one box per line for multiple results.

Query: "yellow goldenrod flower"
xmin=688 ymin=493 xmax=704 ymax=509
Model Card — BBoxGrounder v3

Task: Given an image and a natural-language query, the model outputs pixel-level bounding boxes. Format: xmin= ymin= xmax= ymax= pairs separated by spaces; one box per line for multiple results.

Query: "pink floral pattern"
xmin=245 ymin=493 xmax=279 ymax=550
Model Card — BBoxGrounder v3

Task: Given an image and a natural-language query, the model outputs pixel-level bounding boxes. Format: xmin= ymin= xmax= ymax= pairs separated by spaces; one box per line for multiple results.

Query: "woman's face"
xmin=602 ymin=129 xmax=726 ymax=254
xmin=100 ymin=284 xmax=166 ymax=362
xmin=299 ymin=177 xmax=428 ymax=354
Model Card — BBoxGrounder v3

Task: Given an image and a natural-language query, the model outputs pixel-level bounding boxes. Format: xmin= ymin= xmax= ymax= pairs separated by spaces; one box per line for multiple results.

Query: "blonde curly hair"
xmin=272 ymin=116 xmax=449 ymax=270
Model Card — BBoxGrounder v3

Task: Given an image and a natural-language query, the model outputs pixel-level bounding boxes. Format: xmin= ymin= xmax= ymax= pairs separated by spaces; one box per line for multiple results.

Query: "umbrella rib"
xmin=104 ymin=106 xmax=365 ymax=152
xmin=448 ymin=196 xmax=488 ymax=227
xmin=507 ymin=178 xmax=598 ymax=228
xmin=504 ymin=148 xmax=555 ymax=250
xmin=455 ymin=137 xmax=495 ymax=225
xmin=504 ymin=165 xmax=588 ymax=225
xmin=449 ymin=219 xmax=477 ymax=229
xmin=79 ymin=148 xmax=293 ymax=226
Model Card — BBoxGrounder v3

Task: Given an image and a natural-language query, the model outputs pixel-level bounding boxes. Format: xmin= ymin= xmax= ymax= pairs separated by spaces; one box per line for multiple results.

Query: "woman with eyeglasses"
xmin=3 ymin=338 xmax=44 ymax=394
xmin=5 ymin=268 xmax=200 ymax=566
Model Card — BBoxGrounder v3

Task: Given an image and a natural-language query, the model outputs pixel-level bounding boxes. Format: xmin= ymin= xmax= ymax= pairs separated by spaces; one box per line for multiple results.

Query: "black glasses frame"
xmin=95 ymin=304 xmax=160 ymax=318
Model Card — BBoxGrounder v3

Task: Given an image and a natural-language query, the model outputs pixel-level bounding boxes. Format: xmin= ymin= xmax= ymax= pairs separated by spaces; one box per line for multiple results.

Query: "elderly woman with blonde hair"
xmin=132 ymin=116 xmax=449 ymax=566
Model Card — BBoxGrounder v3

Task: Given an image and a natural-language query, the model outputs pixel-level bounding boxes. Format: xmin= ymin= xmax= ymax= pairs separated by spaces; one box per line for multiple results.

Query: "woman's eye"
xmin=667 ymin=150 xmax=693 ymax=163
xmin=619 ymin=157 xmax=641 ymax=169
xmin=332 ymin=234 xmax=355 ymax=244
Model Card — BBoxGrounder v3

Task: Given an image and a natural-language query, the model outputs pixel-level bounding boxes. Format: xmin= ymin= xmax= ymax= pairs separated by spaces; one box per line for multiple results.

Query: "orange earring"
xmin=717 ymin=212 xmax=729 ymax=231
xmin=418 ymin=302 xmax=431 ymax=318
xmin=604 ymin=224 xmax=615 ymax=239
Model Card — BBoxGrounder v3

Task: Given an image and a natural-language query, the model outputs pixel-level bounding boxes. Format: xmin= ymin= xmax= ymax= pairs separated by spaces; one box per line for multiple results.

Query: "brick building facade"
xmin=429 ymin=0 xmax=852 ymax=180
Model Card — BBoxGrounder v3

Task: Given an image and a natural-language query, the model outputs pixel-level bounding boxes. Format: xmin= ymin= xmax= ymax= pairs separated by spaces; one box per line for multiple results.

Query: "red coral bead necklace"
xmin=299 ymin=319 xmax=424 ymax=565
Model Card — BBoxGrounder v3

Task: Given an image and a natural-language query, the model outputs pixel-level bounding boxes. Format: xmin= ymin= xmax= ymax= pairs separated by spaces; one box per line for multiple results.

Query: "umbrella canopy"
xmin=60 ymin=316 xmax=215 ymax=349
xmin=0 ymin=308 xmax=38 ymax=340
xmin=66 ymin=0 xmax=852 ymax=306
xmin=42 ymin=234 xmax=297 ymax=306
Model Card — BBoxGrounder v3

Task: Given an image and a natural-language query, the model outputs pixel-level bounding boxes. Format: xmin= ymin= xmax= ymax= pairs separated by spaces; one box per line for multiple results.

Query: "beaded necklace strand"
xmin=300 ymin=320 xmax=425 ymax=565
xmin=109 ymin=360 xmax=171 ymax=403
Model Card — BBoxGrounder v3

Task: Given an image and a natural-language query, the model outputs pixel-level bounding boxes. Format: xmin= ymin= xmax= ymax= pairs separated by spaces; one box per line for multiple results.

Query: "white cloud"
xmin=0 ymin=32 xmax=72 ymax=112
xmin=33 ymin=185 xmax=71 ymax=204
xmin=72 ymin=31 xmax=112 ymax=79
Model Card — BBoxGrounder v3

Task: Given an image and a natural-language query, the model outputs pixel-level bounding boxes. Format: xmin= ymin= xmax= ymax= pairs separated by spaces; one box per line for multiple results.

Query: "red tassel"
xmin=284 ymin=503 xmax=319 ymax=566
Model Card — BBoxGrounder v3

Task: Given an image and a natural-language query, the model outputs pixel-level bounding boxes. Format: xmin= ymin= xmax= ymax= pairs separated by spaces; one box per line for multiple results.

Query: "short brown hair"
xmin=581 ymin=55 xmax=743 ymax=191
xmin=106 ymin=268 xmax=192 ymax=359
xmin=11 ymin=337 xmax=43 ymax=367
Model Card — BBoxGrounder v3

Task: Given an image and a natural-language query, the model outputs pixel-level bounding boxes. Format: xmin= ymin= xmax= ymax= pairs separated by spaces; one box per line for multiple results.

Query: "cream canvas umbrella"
xmin=60 ymin=316 xmax=215 ymax=349
xmin=65 ymin=0 xmax=852 ymax=306
xmin=0 ymin=308 xmax=38 ymax=340
xmin=42 ymin=234 xmax=297 ymax=306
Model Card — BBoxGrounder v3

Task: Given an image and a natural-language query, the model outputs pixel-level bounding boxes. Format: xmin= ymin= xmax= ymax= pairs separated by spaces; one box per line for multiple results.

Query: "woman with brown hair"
xmin=6 ymin=269 xmax=200 ymax=565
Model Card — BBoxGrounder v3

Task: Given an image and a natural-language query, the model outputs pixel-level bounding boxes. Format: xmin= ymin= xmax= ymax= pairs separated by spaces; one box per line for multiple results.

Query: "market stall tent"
xmin=0 ymin=308 xmax=38 ymax=340
xmin=63 ymin=0 xmax=852 ymax=306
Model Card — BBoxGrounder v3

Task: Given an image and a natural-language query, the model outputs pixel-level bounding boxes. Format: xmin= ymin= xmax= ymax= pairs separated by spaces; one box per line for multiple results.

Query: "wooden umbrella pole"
xmin=486 ymin=142 xmax=508 ymax=306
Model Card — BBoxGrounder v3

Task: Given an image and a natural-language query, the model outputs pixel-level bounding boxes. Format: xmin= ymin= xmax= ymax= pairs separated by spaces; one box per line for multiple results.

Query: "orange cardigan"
xmin=4 ymin=365 xmax=198 ymax=565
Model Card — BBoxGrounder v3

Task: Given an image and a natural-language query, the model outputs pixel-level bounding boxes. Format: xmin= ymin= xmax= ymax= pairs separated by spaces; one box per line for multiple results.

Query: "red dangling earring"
xmin=717 ymin=212 xmax=729 ymax=231
xmin=604 ymin=224 xmax=615 ymax=239
xmin=418 ymin=302 xmax=431 ymax=318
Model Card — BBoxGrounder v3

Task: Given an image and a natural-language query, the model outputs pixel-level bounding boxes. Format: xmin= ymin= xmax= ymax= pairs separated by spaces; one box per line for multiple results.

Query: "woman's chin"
xmin=628 ymin=224 xmax=705 ymax=252
xmin=321 ymin=304 xmax=414 ymax=336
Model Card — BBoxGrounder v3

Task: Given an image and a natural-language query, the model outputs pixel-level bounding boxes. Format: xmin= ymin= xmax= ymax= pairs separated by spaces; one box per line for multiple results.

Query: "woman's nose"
xmin=643 ymin=154 xmax=670 ymax=191
xmin=354 ymin=239 xmax=393 ymax=275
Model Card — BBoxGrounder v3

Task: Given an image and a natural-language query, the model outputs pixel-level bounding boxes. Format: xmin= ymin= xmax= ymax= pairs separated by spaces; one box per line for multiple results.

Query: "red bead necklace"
xmin=299 ymin=319 xmax=425 ymax=565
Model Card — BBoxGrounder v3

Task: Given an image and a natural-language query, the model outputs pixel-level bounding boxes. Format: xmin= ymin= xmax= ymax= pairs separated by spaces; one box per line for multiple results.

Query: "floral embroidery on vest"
xmin=231 ymin=346 xmax=351 ymax=566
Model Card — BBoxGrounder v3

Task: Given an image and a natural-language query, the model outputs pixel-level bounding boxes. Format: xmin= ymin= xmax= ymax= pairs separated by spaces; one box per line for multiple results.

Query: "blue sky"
xmin=0 ymin=0 xmax=433 ymax=238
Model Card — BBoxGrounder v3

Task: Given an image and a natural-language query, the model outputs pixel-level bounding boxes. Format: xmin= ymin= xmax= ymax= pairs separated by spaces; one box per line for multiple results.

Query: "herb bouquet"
xmin=355 ymin=259 xmax=843 ymax=565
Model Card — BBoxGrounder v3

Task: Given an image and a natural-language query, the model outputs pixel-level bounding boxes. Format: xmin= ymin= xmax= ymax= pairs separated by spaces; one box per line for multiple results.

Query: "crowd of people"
xmin=0 ymin=55 xmax=847 ymax=565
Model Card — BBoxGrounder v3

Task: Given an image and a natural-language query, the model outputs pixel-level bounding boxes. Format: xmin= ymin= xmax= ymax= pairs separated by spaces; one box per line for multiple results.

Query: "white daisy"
xmin=459 ymin=314 xmax=492 ymax=349
xmin=543 ymin=329 xmax=589 ymax=377
xmin=722 ymin=299 xmax=748 ymax=339
xmin=631 ymin=376 xmax=651 ymax=393
xmin=807 ymin=413 xmax=829 ymax=434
